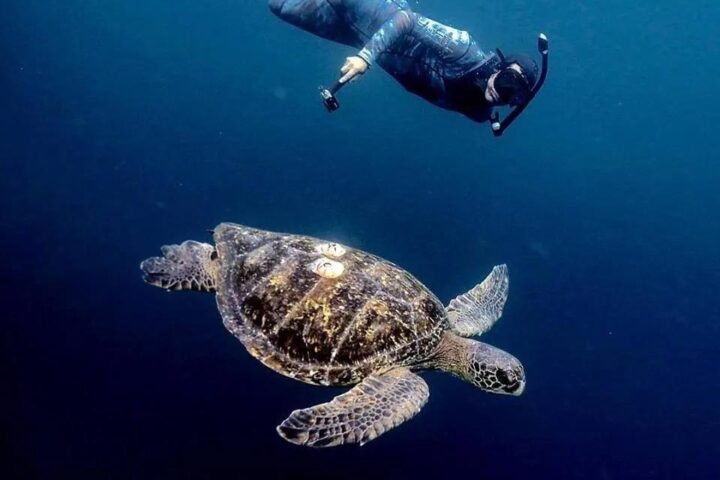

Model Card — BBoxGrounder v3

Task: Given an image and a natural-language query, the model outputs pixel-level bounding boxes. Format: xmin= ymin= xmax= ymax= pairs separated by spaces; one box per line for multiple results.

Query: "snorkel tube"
xmin=490 ymin=33 xmax=549 ymax=137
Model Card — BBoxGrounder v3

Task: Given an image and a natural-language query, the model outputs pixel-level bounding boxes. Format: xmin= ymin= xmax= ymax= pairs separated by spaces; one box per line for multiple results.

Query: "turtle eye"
xmin=496 ymin=369 xmax=511 ymax=385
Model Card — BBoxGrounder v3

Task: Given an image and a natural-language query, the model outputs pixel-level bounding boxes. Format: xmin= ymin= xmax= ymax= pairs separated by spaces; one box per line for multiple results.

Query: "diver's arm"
xmin=338 ymin=10 xmax=416 ymax=83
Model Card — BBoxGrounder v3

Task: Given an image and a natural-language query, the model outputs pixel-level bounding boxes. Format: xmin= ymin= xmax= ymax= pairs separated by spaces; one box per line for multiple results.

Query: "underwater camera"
xmin=319 ymin=81 xmax=345 ymax=112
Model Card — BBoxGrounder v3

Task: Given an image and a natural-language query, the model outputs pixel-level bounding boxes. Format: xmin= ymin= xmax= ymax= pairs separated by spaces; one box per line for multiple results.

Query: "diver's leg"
xmin=268 ymin=0 xmax=358 ymax=46
xmin=269 ymin=0 xmax=335 ymax=28
xmin=268 ymin=0 xmax=285 ymax=13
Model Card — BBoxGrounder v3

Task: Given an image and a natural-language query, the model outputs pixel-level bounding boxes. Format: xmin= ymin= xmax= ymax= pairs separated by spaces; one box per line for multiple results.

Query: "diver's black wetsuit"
xmin=269 ymin=0 xmax=498 ymax=122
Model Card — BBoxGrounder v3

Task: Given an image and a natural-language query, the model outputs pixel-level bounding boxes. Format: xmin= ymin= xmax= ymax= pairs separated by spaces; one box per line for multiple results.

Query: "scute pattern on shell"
xmin=212 ymin=223 xmax=447 ymax=386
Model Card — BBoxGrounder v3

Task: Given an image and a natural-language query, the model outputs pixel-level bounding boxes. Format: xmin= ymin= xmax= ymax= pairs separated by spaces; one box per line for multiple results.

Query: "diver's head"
xmin=485 ymin=54 xmax=539 ymax=107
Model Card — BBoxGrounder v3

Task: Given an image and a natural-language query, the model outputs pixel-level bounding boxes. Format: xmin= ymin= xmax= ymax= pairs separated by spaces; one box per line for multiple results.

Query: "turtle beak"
xmin=500 ymin=364 xmax=526 ymax=396
xmin=501 ymin=380 xmax=525 ymax=396
xmin=513 ymin=364 xmax=526 ymax=395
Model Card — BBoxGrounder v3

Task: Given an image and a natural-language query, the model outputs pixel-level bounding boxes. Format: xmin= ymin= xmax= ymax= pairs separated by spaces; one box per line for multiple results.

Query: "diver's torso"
xmin=326 ymin=0 xmax=409 ymax=41
xmin=378 ymin=15 xmax=488 ymax=108
xmin=327 ymin=0 xmax=484 ymax=70
xmin=333 ymin=2 xmax=492 ymax=113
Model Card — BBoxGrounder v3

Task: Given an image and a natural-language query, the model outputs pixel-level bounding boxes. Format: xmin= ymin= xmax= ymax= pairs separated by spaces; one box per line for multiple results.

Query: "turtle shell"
xmin=212 ymin=223 xmax=447 ymax=386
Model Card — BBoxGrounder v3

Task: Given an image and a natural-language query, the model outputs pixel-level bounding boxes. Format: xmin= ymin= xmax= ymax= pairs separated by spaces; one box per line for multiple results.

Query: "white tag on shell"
xmin=308 ymin=258 xmax=345 ymax=279
xmin=314 ymin=242 xmax=347 ymax=258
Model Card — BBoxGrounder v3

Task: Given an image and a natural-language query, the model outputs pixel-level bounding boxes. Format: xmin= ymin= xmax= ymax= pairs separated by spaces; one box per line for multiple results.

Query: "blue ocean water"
xmin=2 ymin=0 xmax=720 ymax=478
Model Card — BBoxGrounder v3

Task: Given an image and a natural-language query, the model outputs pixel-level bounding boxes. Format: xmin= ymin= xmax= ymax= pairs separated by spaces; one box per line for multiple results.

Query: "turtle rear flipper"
xmin=446 ymin=264 xmax=509 ymax=337
xmin=277 ymin=367 xmax=429 ymax=447
xmin=140 ymin=240 xmax=218 ymax=292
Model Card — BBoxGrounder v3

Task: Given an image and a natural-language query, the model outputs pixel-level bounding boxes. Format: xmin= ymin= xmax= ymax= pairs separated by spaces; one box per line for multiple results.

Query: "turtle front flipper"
xmin=277 ymin=367 xmax=429 ymax=447
xmin=140 ymin=240 xmax=219 ymax=292
xmin=446 ymin=264 xmax=509 ymax=337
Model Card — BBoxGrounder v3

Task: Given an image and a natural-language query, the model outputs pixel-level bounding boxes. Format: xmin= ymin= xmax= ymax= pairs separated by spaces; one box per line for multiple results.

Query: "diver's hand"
xmin=339 ymin=56 xmax=368 ymax=84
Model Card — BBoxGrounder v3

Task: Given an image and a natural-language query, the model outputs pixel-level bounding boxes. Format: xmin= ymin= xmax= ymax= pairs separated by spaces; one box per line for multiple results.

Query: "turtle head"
xmin=466 ymin=341 xmax=525 ymax=396
xmin=434 ymin=334 xmax=525 ymax=395
xmin=140 ymin=240 xmax=219 ymax=293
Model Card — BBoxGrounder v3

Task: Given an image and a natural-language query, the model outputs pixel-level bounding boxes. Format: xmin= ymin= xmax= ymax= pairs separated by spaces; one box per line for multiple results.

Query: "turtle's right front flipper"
xmin=140 ymin=240 xmax=219 ymax=293
xmin=446 ymin=264 xmax=509 ymax=337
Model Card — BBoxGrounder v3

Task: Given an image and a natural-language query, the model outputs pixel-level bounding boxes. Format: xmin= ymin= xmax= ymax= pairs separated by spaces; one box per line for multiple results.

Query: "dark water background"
xmin=3 ymin=1 xmax=720 ymax=478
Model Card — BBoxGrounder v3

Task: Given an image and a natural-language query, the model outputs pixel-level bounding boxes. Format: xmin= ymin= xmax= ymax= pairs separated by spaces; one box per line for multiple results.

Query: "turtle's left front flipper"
xmin=446 ymin=264 xmax=509 ymax=337
xmin=277 ymin=367 xmax=429 ymax=448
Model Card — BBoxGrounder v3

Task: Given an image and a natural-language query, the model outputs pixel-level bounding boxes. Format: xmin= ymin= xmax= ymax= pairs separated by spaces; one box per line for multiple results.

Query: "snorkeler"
xmin=269 ymin=0 xmax=548 ymax=136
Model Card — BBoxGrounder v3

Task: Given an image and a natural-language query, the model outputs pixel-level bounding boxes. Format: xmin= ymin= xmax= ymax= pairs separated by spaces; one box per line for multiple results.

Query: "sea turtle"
xmin=140 ymin=223 xmax=524 ymax=447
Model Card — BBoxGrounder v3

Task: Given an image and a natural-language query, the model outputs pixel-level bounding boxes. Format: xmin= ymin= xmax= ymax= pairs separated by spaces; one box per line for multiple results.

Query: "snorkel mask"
xmin=490 ymin=33 xmax=549 ymax=136
xmin=493 ymin=61 xmax=533 ymax=106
